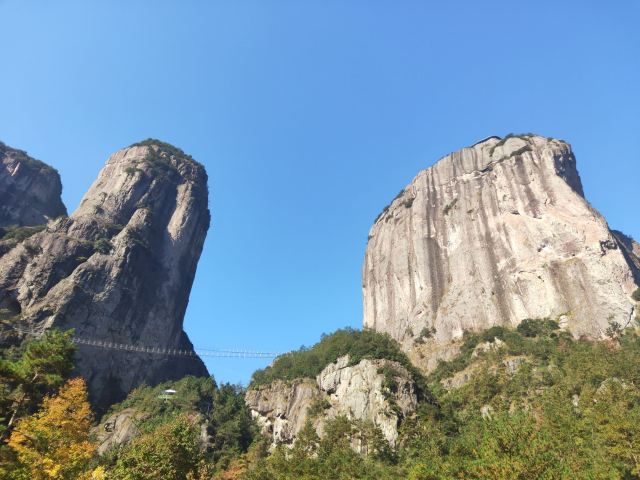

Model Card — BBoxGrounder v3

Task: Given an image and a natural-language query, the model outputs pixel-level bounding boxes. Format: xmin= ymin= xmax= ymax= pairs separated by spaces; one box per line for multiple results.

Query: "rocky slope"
xmin=363 ymin=134 xmax=640 ymax=371
xmin=0 ymin=140 xmax=210 ymax=408
xmin=0 ymin=141 xmax=67 ymax=226
xmin=245 ymin=355 xmax=418 ymax=448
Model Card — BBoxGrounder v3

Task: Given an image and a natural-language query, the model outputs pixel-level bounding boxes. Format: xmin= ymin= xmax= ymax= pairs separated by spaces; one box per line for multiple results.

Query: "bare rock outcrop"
xmin=93 ymin=407 xmax=210 ymax=454
xmin=0 ymin=140 xmax=210 ymax=408
xmin=245 ymin=378 xmax=321 ymax=445
xmin=363 ymin=134 xmax=640 ymax=371
xmin=0 ymin=141 xmax=67 ymax=227
xmin=245 ymin=355 xmax=418 ymax=448
xmin=93 ymin=408 xmax=146 ymax=455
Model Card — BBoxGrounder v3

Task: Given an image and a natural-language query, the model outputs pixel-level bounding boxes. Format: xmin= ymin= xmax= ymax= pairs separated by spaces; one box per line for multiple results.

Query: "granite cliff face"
xmin=0 ymin=140 xmax=210 ymax=408
xmin=245 ymin=355 xmax=418 ymax=448
xmin=363 ymin=134 xmax=640 ymax=371
xmin=0 ymin=142 xmax=67 ymax=227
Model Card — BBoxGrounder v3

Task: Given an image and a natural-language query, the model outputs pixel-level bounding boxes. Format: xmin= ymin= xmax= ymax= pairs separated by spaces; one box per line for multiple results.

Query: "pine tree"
xmin=7 ymin=378 xmax=95 ymax=480
xmin=0 ymin=330 xmax=75 ymax=438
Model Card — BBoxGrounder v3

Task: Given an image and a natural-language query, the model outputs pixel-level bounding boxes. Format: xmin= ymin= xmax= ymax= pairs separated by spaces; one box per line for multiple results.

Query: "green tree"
xmin=110 ymin=414 xmax=202 ymax=480
xmin=0 ymin=330 xmax=75 ymax=438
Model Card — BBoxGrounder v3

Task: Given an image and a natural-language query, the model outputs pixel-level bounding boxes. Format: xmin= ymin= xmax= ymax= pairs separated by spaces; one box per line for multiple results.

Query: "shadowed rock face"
xmin=0 ymin=141 xmax=210 ymax=409
xmin=0 ymin=142 xmax=67 ymax=226
xmin=363 ymin=135 xmax=640 ymax=371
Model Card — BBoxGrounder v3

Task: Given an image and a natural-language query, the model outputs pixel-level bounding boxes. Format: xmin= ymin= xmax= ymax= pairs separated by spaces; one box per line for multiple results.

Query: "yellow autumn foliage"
xmin=7 ymin=377 xmax=95 ymax=480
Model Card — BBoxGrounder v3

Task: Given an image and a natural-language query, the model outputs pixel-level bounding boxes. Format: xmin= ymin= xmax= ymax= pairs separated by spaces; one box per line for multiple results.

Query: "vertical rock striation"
xmin=0 ymin=141 xmax=67 ymax=226
xmin=0 ymin=140 xmax=210 ymax=408
xmin=363 ymin=135 xmax=640 ymax=371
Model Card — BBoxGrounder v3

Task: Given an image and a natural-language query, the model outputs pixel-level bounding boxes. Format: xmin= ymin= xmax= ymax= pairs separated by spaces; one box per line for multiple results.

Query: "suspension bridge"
xmin=3 ymin=324 xmax=281 ymax=359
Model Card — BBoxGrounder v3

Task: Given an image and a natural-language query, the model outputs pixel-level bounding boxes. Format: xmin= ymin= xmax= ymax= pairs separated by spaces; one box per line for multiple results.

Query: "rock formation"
xmin=363 ymin=134 xmax=640 ymax=371
xmin=245 ymin=355 xmax=418 ymax=448
xmin=0 ymin=141 xmax=67 ymax=226
xmin=0 ymin=140 xmax=210 ymax=408
xmin=93 ymin=408 xmax=145 ymax=455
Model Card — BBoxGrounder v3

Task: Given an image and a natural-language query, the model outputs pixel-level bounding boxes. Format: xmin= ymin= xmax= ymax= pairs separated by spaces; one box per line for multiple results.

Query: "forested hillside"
xmin=2 ymin=318 xmax=640 ymax=479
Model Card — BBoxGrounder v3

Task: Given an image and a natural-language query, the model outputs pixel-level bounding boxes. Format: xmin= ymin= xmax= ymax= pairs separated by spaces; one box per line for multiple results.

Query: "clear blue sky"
xmin=1 ymin=1 xmax=638 ymax=384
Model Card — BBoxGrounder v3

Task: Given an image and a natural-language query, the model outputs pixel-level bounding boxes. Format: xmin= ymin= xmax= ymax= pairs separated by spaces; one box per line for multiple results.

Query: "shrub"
xmin=430 ymin=319 xmax=565 ymax=383
xmin=0 ymin=225 xmax=45 ymax=242
xmin=507 ymin=145 xmax=532 ymax=158
xmin=632 ymin=288 xmax=640 ymax=302
xmin=516 ymin=318 xmax=559 ymax=338
xmin=0 ymin=143 xmax=58 ymax=174
xmin=443 ymin=198 xmax=457 ymax=215
xmin=307 ymin=397 xmax=331 ymax=418
xmin=131 ymin=139 xmax=193 ymax=161
xmin=378 ymin=364 xmax=402 ymax=394
xmin=110 ymin=414 xmax=201 ymax=480
xmin=606 ymin=319 xmax=623 ymax=341
xmin=130 ymin=139 xmax=203 ymax=168
xmin=488 ymin=133 xmax=536 ymax=156
xmin=414 ymin=327 xmax=436 ymax=345
xmin=103 ymin=223 xmax=124 ymax=238
xmin=373 ymin=205 xmax=390 ymax=223
xmin=22 ymin=243 xmax=41 ymax=255
xmin=374 ymin=189 xmax=406 ymax=223
xmin=92 ymin=238 xmax=113 ymax=254
xmin=142 ymin=150 xmax=179 ymax=176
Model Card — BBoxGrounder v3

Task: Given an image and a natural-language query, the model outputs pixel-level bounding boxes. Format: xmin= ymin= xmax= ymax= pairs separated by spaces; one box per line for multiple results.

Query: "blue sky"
xmin=1 ymin=1 xmax=638 ymax=384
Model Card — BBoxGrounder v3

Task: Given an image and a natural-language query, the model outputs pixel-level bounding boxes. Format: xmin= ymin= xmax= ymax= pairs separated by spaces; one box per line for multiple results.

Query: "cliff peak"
xmin=0 ymin=140 xmax=210 ymax=409
xmin=363 ymin=134 xmax=639 ymax=371
xmin=0 ymin=141 xmax=67 ymax=227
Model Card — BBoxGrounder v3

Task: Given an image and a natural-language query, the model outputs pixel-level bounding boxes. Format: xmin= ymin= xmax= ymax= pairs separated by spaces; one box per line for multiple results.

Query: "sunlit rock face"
xmin=0 ymin=141 xmax=67 ymax=227
xmin=0 ymin=141 xmax=210 ymax=409
xmin=245 ymin=355 xmax=418 ymax=449
xmin=363 ymin=135 xmax=640 ymax=371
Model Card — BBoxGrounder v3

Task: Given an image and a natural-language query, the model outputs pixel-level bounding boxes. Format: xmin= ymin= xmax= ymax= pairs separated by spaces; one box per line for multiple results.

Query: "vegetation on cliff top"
xmin=0 ymin=141 xmax=59 ymax=174
xmin=250 ymin=328 xmax=429 ymax=398
xmin=130 ymin=138 xmax=204 ymax=168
